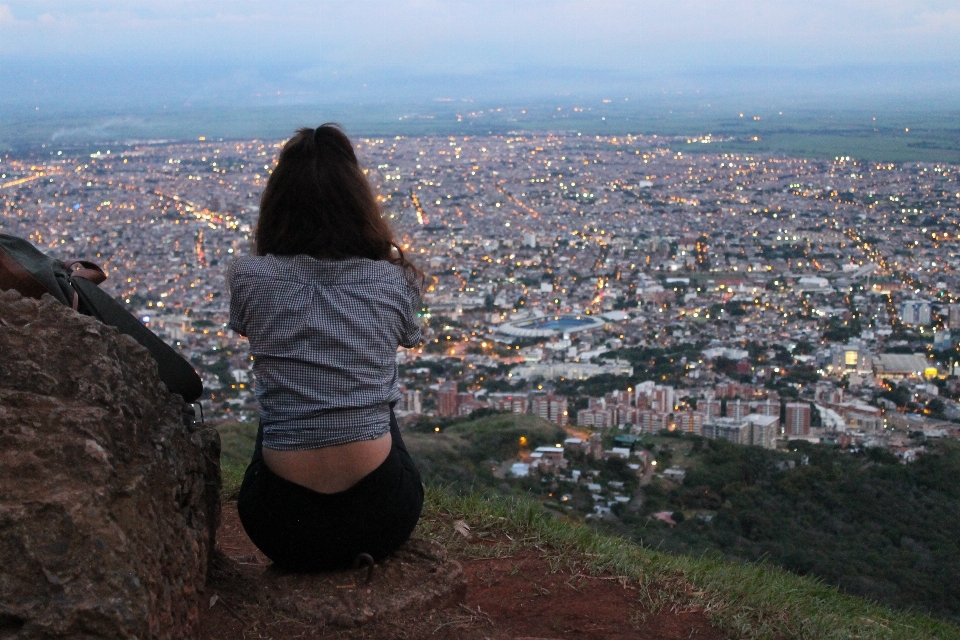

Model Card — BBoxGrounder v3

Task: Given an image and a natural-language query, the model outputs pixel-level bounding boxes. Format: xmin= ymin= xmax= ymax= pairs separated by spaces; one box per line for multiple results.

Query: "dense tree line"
xmin=624 ymin=437 xmax=960 ymax=622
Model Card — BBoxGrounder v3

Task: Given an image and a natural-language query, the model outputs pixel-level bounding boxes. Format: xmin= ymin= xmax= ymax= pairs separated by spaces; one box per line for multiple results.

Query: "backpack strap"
xmin=72 ymin=277 xmax=204 ymax=402
xmin=65 ymin=260 xmax=107 ymax=286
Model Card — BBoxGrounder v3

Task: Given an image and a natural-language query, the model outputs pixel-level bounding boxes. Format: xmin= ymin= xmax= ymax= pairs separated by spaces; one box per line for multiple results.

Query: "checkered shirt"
xmin=228 ymin=254 xmax=422 ymax=450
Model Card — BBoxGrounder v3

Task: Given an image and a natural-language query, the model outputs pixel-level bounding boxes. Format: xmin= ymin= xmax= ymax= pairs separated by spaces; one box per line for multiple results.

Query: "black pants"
xmin=237 ymin=411 xmax=423 ymax=571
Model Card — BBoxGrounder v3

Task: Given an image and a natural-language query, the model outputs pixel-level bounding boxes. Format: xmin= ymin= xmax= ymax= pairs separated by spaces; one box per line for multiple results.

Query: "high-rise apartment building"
xmin=948 ymin=304 xmax=960 ymax=330
xmin=899 ymin=300 xmax=932 ymax=326
xmin=438 ymin=380 xmax=459 ymax=417
xmin=785 ymin=402 xmax=811 ymax=436
xmin=399 ymin=388 xmax=422 ymax=414
xmin=727 ymin=399 xmax=747 ymax=420
xmin=487 ymin=393 xmax=529 ymax=414
xmin=754 ymin=399 xmax=780 ymax=417
xmin=675 ymin=410 xmax=705 ymax=434
xmin=744 ymin=414 xmax=779 ymax=449
xmin=650 ymin=385 xmax=675 ymax=413
xmin=701 ymin=399 xmax=722 ymax=420
xmin=531 ymin=392 xmax=568 ymax=426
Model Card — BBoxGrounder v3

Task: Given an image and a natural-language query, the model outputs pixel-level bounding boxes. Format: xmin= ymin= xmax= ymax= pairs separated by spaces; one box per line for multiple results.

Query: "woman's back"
xmin=229 ymin=253 xmax=421 ymax=451
xmin=234 ymin=124 xmax=424 ymax=569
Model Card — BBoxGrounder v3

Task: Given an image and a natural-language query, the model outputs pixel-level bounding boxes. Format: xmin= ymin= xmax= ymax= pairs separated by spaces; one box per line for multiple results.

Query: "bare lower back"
xmin=261 ymin=432 xmax=392 ymax=494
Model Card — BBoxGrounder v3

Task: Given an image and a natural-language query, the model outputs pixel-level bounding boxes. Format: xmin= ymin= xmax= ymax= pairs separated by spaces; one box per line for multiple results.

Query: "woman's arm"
xmin=398 ymin=278 xmax=423 ymax=349
xmin=227 ymin=259 xmax=248 ymax=337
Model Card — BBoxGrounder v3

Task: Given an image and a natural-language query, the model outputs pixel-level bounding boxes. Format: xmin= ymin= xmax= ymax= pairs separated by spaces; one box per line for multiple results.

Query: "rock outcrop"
xmin=0 ymin=290 xmax=220 ymax=639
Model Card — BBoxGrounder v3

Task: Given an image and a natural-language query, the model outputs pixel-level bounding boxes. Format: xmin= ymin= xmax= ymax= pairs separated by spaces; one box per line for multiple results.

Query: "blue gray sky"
xmin=3 ymin=1 xmax=960 ymax=110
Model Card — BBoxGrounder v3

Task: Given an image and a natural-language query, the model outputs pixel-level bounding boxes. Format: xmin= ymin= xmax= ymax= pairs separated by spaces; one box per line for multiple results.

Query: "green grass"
xmin=405 ymin=412 xmax=566 ymax=493
xmin=421 ymin=488 xmax=960 ymax=640
xmin=216 ymin=419 xmax=258 ymax=497
xmin=214 ymin=419 xmax=959 ymax=637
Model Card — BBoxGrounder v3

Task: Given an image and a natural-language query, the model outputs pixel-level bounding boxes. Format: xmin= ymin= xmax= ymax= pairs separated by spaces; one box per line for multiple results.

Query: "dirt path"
xmin=200 ymin=502 xmax=724 ymax=639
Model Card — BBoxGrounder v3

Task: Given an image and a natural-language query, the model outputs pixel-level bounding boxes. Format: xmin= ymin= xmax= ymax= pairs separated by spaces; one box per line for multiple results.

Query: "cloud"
xmin=911 ymin=8 xmax=960 ymax=34
xmin=2 ymin=0 xmax=960 ymax=78
xmin=0 ymin=4 xmax=15 ymax=24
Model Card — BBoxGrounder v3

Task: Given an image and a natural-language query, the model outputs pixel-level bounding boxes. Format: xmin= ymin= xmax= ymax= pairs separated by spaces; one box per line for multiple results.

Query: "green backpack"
xmin=0 ymin=233 xmax=204 ymax=403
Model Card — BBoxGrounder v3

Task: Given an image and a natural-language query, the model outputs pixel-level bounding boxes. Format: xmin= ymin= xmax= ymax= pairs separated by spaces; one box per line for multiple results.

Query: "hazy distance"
xmin=2 ymin=1 xmax=960 ymax=145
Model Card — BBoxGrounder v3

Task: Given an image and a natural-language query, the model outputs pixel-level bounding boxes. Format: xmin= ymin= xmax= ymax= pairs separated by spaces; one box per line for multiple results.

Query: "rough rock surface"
xmin=211 ymin=537 xmax=467 ymax=630
xmin=0 ymin=290 xmax=221 ymax=639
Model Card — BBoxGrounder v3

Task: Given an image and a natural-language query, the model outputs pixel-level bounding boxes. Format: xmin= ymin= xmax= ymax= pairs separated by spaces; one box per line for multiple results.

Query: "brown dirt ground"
xmin=199 ymin=502 xmax=725 ymax=640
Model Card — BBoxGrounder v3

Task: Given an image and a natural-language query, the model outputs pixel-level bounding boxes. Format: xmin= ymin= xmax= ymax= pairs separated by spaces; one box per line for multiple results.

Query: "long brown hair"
xmin=255 ymin=124 xmax=421 ymax=284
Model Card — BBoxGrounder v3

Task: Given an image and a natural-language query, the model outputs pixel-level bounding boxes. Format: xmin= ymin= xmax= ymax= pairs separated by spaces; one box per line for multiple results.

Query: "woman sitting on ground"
xmin=228 ymin=124 xmax=424 ymax=571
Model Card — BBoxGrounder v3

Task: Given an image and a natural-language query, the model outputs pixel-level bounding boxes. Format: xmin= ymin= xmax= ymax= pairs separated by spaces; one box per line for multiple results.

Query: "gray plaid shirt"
xmin=228 ymin=254 xmax=422 ymax=449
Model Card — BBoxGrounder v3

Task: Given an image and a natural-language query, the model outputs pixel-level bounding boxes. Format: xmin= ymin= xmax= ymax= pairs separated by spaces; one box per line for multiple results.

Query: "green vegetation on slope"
xmin=215 ymin=418 xmax=959 ymax=638
xmin=623 ymin=436 xmax=960 ymax=623
xmin=216 ymin=419 xmax=258 ymax=494
xmin=405 ymin=412 xmax=566 ymax=493
xmin=401 ymin=414 xmax=960 ymax=623
xmin=423 ymin=488 xmax=959 ymax=640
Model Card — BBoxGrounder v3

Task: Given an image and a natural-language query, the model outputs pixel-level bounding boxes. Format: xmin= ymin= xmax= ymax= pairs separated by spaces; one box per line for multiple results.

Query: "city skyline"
xmin=3 ymin=111 xmax=960 ymax=625
xmin=3 ymin=130 xmax=959 ymax=434
xmin=5 ymin=2 xmax=960 ymax=626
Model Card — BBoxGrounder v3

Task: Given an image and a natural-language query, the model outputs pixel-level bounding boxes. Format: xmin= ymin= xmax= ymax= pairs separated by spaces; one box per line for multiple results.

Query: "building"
xmin=874 ymin=353 xmax=932 ymax=380
xmin=702 ymin=415 xmax=778 ymax=449
xmin=488 ymin=392 xmax=528 ymax=414
xmin=633 ymin=381 xmax=655 ymax=406
xmin=531 ymin=392 xmax=569 ymax=426
xmin=578 ymin=406 xmax=616 ymax=428
xmin=703 ymin=418 xmax=751 ymax=445
xmin=399 ymin=388 xmax=422 ymax=414
xmin=438 ymin=380 xmax=459 ymax=417
xmin=727 ymin=399 xmax=748 ymax=420
xmin=753 ymin=399 xmax=780 ymax=417
xmin=650 ymin=385 xmax=675 ymax=412
xmin=900 ymin=300 xmax=932 ymax=326
xmin=821 ymin=400 xmax=883 ymax=432
xmin=827 ymin=341 xmax=872 ymax=374
xmin=456 ymin=393 xmax=483 ymax=417
xmin=631 ymin=410 xmax=669 ymax=434
xmin=815 ymin=383 xmax=844 ymax=404
xmin=715 ymin=381 xmax=750 ymax=399
xmin=701 ymin=399 xmax=722 ymax=420
xmin=529 ymin=445 xmax=568 ymax=474
xmin=617 ymin=406 xmax=639 ymax=426
xmin=934 ymin=329 xmax=952 ymax=350
xmin=675 ymin=410 xmax=705 ymax=434
xmin=948 ymin=304 xmax=960 ymax=330
xmin=785 ymin=402 xmax=811 ymax=436
xmin=744 ymin=414 xmax=779 ymax=449
xmin=587 ymin=432 xmax=603 ymax=459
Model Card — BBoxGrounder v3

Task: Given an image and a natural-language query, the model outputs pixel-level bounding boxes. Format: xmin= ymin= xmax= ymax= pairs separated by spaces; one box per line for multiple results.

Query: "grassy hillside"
xmin=404 ymin=412 xmax=566 ymax=493
xmin=216 ymin=419 xmax=258 ymax=492
xmin=214 ymin=418 xmax=960 ymax=638
xmin=603 ymin=435 xmax=960 ymax=623
xmin=424 ymin=488 xmax=960 ymax=640
xmin=402 ymin=415 xmax=960 ymax=624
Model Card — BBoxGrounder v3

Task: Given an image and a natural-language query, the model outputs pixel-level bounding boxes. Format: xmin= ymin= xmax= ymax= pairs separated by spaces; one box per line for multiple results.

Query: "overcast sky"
xmin=3 ymin=1 xmax=960 ymax=108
